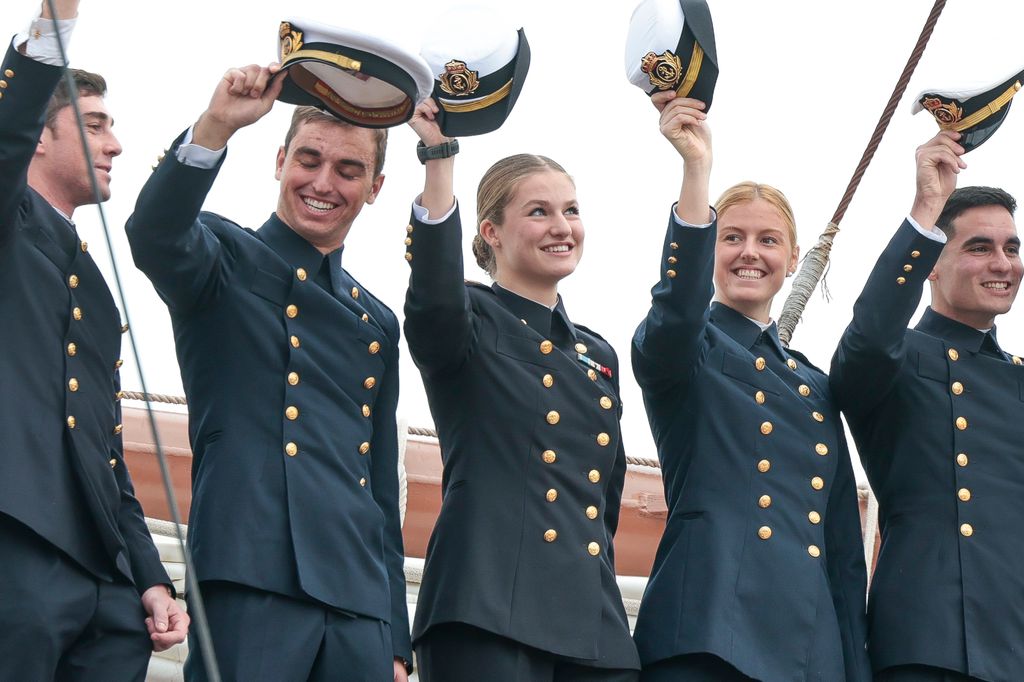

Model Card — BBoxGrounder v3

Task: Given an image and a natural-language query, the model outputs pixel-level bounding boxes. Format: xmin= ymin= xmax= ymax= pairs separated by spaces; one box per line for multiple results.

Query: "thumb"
xmin=152 ymin=600 xmax=169 ymax=633
xmin=264 ymin=71 xmax=287 ymax=103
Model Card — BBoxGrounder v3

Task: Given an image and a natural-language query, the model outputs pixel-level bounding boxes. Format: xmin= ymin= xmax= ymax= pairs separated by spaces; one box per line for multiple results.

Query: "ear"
xmin=274 ymin=146 xmax=286 ymax=181
xmin=479 ymin=218 xmax=501 ymax=248
xmin=788 ymin=244 xmax=801 ymax=274
xmin=365 ymin=173 xmax=385 ymax=205
xmin=927 ymin=268 xmax=939 ymax=282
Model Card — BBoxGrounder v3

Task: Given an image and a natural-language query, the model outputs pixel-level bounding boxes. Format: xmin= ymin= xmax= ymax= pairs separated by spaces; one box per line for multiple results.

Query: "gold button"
xmin=810 ymin=413 xmax=823 ymax=424
xmin=540 ymin=340 xmax=553 ymax=354
xmin=0 ymin=80 xmax=7 ymax=88
xmin=758 ymin=495 xmax=772 ymax=508
xmin=587 ymin=369 xmax=598 ymax=381
xmin=1014 ymin=356 xmax=1023 ymax=366
xmin=808 ymin=545 xmax=821 ymax=558
xmin=363 ymin=376 xmax=376 ymax=390
xmin=948 ymin=348 xmax=959 ymax=361
xmin=286 ymin=304 xmax=298 ymax=318
xmin=586 ymin=506 xmax=599 ymax=520
xmin=757 ymin=459 xmax=771 ymax=473
xmin=951 ymin=381 xmax=963 ymax=395
xmin=787 ymin=358 xmax=798 ymax=370
xmin=896 ymin=277 xmax=906 ymax=285
xmin=368 ymin=341 xmax=381 ymax=354
xmin=406 ymin=224 xmax=414 ymax=234
xmin=296 ymin=267 xmax=307 ymax=281
xmin=667 ymin=269 xmax=677 ymax=278
xmin=109 ymin=458 xmax=117 ymax=468
xmin=546 ymin=411 xmax=560 ymax=425
xmin=798 ymin=384 xmax=811 ymax=397
xmin=600 ymin=396 xmax=613 ymax=409
xmin=80 ymin=241 xmax=88 ymax=252
xmin=903 ymin=264 xmax=913 ymax=272
xmin=808 ymin=510 xmax=821 ymax=524
xmin=542 ymin=450 xmax=557 ymax=464
xmin=542 ymin=374 xmax=554 ymax=388
xmin=359 ymin=442 xmax=370 ymax=455
xmin=811 ymin=476 xmax=824 ymax=490
xmin=960 ymin=523 xmax=974 ymax=537
xmin=956 ymin=417 xmax=967 ymax=431
xmin=404 ymin=237 xmax=412 ymax=246
xmin=587 ymin=542 xmax=600 ymax=556
xmin=958 ymin=488 xmax=971 ymax=502
xmin=667 ymin=256 xmax=678 ymax=264
xmin=760 ymin=421 xmax=773 ymax=435
xmin=72 ymin=307 xmax=82 ymax=321
xmin=112 ymin=423 xmax=123 ymax=435
xmin=288 ymin=372 xmax=300 ymax=385
xmin=957 ymin=453 xmax=968 ymax=467
xmin=544 ymin=529 xmax=557 ymax=542
xmin=815 ymin=443 xmax=829 ymax=456
xmin=754 ymin=357 xmax=766 ymax=371
xmin=360 ymin=314 xmax=368 ymax=323
xmin=404 ymin=252 xmax=413 ymax=262
xmin=520 ymin=319 xmax=528 ymax=325
xmin=121 ymin=324 xmax=129 ymax=334
xmin=67 ymin=415 xmax=76 ymax=429
xmin=68 ymin=274 xmax=79 ymax=288
xmin=911 ymin=250 xmax=921 ymax=258
xmin=758 ymin=526 xmax=772 ymax=540
xmin=360 ymin=477 xmax=367 ymax=487
xmin=351 ymin=287 xmax=360 ymax=299
xmin=115 ymin=391 xmax=125 ymax=401
xmin=597 ymin=432 xmax=610 ymax=446
xmin=362 ymin=404 xmax=371 ymax=418
xmin=115 ymin=359 xmax=123 ymax=369
xmin=285 ymin=406 xmax=299 ymax=420
xmin=4 ymin=69 xmax=13 ymax=78
xmin=285 ymin=442 xmax=298 ymax=457
xmin=575 ymin=342 xmax=588 ymax=354
xmin=670 ymin=242 xmax=679 ymax=250
xmin=588 ymin=469 xmax=601 ymax=483
xmin=546 ymin=489 xmax=558 ymax=502
xmin=290 ymin=335 xmax=301 ymax=348
xmin=754 ymin=390 xmax=766 ymax=405
xmin=68 ymin=378 xmax=79 ymax=392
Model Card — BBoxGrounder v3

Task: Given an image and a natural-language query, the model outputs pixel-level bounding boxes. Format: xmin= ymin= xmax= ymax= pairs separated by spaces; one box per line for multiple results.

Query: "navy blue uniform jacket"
xmin=831 ymin=220 xmax=1024 ymax=681
xmin=0 ymin=44 xmax=167 ymax=592
xmin=404 ymin=205 xmax=639 ymax=668
xmin=125 ymin=134 xmax=410 ymax=660
xmin=632 ymin=209 xmax=870 ymax=681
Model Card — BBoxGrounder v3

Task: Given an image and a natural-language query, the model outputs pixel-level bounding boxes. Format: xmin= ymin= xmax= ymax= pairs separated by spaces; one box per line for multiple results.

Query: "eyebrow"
xmin=294 ymin=146 xmax=366 ymax=170
xmin=961 ymin=235 xmax=1021 ymax=248
xmin=82 ymin=111 xmax=112 ymax=126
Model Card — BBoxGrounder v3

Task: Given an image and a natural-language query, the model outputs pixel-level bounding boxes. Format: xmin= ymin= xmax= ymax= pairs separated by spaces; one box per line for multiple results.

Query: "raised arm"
xmin=830 ymin=131 xmax=964 ymax=417
xmin=631 ymin=93 xmax=716 ymax=396
xmin=402 ymin=99 xmax=476 ymax=378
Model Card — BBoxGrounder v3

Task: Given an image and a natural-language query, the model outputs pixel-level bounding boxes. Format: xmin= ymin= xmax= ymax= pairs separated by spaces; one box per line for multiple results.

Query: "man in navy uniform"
xmin=125 ymin=60 xmax=410 ymax=680
xmin=0 ymin=1 xmax=188 ymax=679
xmin=832 ymin=129 xmax=1023 ymax=681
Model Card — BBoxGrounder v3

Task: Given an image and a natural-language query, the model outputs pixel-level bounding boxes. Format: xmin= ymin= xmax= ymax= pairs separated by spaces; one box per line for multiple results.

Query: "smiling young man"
xmin=125 ymin=63 xmax=410 ymax=681
xmin=831 ymin=130 xmax=1023 ymax=682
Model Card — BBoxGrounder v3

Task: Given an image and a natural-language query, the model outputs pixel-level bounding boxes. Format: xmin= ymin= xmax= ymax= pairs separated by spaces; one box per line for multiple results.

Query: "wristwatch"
xmin=416 ymin=139 xmax=460 ymax=164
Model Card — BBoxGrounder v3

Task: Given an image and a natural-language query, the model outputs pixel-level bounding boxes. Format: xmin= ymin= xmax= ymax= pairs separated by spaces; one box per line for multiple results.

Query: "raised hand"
xmin=408 ymin=98 xmax=449 ymax=147
xmin=653 ymin=91 xmax=711 ymax=167
xmin=192 ymin=63 xmax=284 ymax=150
xmin=910 ymin=130 xmax=966 ymax=229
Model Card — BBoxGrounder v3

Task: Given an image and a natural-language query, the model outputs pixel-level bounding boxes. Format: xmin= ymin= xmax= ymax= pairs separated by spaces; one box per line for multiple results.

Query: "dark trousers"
xmin=875 ymin=664 xmax=984 ymax=681
xmin=0 ymin=514 xmax=151 ymax=682
xmin=416 ymin=622 xmax=639 ymax=682
xmin=640 ymin=653 xmax=755 ymax=682
xmin=184 ymin=580 xmax=393 ymax=682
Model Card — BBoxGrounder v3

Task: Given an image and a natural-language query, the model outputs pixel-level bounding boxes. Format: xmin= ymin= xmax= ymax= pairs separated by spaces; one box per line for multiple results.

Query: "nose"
xmin=990 ymin=248 xmax=1013 ymax=273
xmin=740 ymin=236 xmax=760 ymax=261
xmin=106 ymin=131 xmax=122 ymax=158
xmin=310 ymin=165 xmax=334 ymax=194
xmin=549 ymin=213 xmax=572 ymax=238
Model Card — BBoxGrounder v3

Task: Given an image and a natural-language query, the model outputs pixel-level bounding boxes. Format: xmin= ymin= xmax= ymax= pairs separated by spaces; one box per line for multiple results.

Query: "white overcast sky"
xmin=15 ymin=0 xmax=1024 ymax=480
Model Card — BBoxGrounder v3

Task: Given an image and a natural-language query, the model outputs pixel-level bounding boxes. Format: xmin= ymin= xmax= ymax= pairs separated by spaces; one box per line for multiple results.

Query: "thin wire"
xmin=42 ymin=4 xmax=220 ymax=679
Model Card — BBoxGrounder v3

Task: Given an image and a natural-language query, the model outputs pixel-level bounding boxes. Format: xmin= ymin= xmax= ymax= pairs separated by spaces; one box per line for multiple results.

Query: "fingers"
xmin=917 ymin=130 xmax=967 ymax=172
xmin=149 ymin=601 xmax=190 ymax=652
xmin=651 ymin=91 xmax=706 ymax=114
xmin=223 ymin=64 xmax=281 ymax=99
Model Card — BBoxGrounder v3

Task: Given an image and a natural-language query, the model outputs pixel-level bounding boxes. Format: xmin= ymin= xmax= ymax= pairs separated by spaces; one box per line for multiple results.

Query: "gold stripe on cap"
xmin=439 ymin=79 xmax=513 ymax=113
xmin=950 ymin=81 xmax=1022 ymax=133
xmin=283 ymin=49 xmax=361 ymax=72
xmin=675 ymin=43 xmax=704 ymax=98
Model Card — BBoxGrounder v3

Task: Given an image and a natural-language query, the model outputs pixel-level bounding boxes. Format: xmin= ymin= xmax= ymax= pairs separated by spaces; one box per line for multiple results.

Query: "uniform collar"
xmin=916 ymin=307 xmax=995 ymax=354
xmin=492 ymin=283 xmax=577 ymax=341
xmin=257 ymin=213 xmax=328 ymax=276
xmin=710 ymin=302 xmax=784 ymax=354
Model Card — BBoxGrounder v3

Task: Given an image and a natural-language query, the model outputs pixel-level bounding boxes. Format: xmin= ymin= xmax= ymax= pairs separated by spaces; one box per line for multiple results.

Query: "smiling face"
xmin=713 ymin=198 xmax=799 ymax=322
xmin=481 ymin=169 xmax=583 ymax=302
xmin=929 ymin=204 xmax=1022 ymax=329
xmin=274 ymin=119 xmax=384 ymax=252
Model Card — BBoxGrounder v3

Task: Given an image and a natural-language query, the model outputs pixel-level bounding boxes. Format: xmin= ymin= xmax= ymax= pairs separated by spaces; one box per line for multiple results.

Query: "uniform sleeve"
xmin=0 ymin=45 xmax=62 ymax=240
xmin=125 ymin=131 xmax=228 ymax=314
xmin=369 ymin=318 xmax=411 ymax=662
xmin=824 ymin=437 xmax=871 ymax=682
xmin=402 ymin=203 xmax=479 ymax=378
xmin=631 ymin=206 xmax=716 ymax=397
xmin=829 ymin=220 xmax=944 ymax=420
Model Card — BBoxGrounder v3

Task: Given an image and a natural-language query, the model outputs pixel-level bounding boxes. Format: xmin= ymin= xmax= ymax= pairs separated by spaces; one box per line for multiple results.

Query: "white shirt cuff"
xmin=14 ymin=16 xmax=76 ymax=66
xmin=175 ymin=125 xmax=226 ymax=169
xmin=412 ymin=196 xmax=458 ymax=224
xmin=672 ymin=204 xmax=716 ymax=229
xmin=907 ymin=214 xmax=947 ymax=243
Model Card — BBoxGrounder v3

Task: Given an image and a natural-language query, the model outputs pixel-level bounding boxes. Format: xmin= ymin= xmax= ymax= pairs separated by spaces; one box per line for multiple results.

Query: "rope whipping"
xmin=777 ymin=0 xmax=948 ymax=346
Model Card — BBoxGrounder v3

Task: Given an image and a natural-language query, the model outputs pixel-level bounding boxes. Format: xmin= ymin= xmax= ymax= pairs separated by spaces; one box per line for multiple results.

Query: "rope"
xmin=778 ymin=0 xmax=948 ymax=346
xmin=397 ymin=417 xmax=409 ymax=527
xmin=121 ymin=390 xmax=187 ymax=405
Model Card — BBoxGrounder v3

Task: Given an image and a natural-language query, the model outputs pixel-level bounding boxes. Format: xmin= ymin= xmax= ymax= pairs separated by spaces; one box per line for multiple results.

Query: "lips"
xmin=302 ymin=196 xmax=338 ymax=213
xmin=734 ymin=268 xmax=766 ymax=280
xmin=542 ymin=243 xmax=572 ymax=253
xmin=982 ymin=281 xmax=1011 ymax=291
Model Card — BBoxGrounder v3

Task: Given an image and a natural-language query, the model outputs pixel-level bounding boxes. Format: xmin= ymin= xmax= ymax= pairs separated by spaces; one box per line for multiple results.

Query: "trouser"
xmin=184 ymin=580 xmax=394 ymax=682
xmin=640 ymin=653 xmax=756 ymax=682
xmin=0 ymin=514 xmax=151 ymax=682
xmin=875 ymin=664 xmax=984 ymax=681
xmin=416 ymin=622 xmax=640 ymax=682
